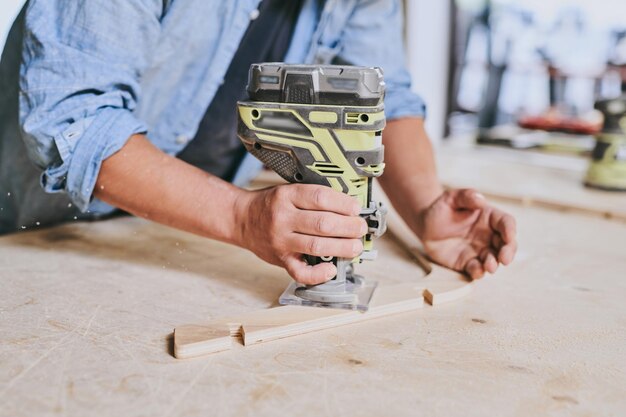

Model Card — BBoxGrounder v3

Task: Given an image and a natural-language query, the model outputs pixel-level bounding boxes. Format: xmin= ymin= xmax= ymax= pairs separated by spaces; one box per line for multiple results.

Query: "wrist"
xmin=397 ymin=177 xmax=443 ymax=239
xmin=231 ymin=188 xmax=254 ymax=248
xmin=401 ymin=175 xmax=443 ymax=213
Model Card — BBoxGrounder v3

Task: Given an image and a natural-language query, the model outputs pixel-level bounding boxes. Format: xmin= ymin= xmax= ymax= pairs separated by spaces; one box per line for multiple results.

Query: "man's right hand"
xmin=96 ymin=136 xmax=366 ymax=285
xmin=235 ymin=184 xmax=368 ymax=285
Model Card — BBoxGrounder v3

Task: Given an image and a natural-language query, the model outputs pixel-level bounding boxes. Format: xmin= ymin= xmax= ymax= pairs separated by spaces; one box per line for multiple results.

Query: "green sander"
xmin=585 ymin=95 xmax=626 ymax=191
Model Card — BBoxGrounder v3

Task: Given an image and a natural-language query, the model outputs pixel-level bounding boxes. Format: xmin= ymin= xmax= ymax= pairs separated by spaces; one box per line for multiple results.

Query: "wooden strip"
xmin=423 ymin=269 xmax=473 ymax=305
xmin=174 ymin=283 xmax=425 ymax=359
xmin=173 ymin=324 xmax=235 ymax=358
xmin=173 ymin=266 xmax=472 ymax=359
xmin=241 ymin=283 xmax=424 ymax=347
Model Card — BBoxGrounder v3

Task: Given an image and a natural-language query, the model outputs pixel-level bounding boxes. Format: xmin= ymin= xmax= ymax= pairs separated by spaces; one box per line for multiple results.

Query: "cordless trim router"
xmin=237 ymin=63 xmax=387 ymax=311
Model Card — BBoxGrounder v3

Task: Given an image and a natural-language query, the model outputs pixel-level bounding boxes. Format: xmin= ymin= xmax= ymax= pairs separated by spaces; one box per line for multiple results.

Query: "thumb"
xmin=449 ymin=189 xmax=486 ymax=210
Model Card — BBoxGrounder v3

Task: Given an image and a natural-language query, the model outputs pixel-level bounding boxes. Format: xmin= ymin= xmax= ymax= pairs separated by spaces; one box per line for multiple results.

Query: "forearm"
xmin=94 ymin=135 xmax=246 ymax=244
xmin=378 ymin=117 xmax=443 ymax=233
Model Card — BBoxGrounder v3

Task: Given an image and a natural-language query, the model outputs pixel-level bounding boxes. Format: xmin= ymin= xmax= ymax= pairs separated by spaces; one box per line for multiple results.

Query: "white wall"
xmin=0 ymin=0 xmax=24 ymax=51
xmin=405 ymin=0 xmax=452 ymax=143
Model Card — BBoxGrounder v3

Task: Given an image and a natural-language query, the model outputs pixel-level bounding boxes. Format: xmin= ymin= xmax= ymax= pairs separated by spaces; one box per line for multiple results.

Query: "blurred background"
xmin=2 ymin=0 xmax=625 ymax=155
xmin=442 ymin=0 xmax=626 ymax=155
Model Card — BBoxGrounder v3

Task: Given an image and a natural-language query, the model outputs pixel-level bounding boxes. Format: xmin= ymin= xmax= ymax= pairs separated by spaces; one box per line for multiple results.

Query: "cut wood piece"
xmin=174 ymin=282 xmax=425 ymax=359
xmin=422 ymin=267 xmax=473 ymax=305
xmin=174 ymin=323 xmax=235 ymax=358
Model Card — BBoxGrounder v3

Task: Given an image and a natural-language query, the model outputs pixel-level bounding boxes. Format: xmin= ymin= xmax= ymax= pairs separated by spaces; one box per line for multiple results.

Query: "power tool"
xmin=237 ymin=63 xmax=387 ymax=311
xmin=585 ymin=95 xmax=626 ymax=191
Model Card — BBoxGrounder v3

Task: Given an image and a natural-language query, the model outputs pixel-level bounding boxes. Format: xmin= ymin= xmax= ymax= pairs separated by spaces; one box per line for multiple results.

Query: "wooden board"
xmin=2 ymin=168 xmax=626 ymax=416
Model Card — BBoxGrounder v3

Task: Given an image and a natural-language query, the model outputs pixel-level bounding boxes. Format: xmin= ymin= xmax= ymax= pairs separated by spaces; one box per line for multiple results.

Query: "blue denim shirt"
xmin=0 ymin=0 xmax=425 ymax=231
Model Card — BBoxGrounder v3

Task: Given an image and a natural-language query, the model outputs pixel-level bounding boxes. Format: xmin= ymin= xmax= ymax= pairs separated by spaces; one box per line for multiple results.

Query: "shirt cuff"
xmin=41 ymin=108 xmax=147 ymax=212
xmin=384 ymin=88 xmax=427 ymax=121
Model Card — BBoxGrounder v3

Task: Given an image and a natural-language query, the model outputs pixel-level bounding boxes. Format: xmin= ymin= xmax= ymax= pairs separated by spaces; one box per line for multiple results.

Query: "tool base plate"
xmin=278 ymin=280 xmax=378 ymax=312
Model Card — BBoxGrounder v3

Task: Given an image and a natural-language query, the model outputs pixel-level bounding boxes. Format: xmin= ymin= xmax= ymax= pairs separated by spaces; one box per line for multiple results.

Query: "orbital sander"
xmin=237 ymin=63 xmax=387 ymax=311
xmin=585 ymin=95 xmax=626 ymax=191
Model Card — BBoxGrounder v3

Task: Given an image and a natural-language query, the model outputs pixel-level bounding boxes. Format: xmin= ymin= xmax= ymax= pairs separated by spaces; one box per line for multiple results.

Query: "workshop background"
xmin=1 ymin=1 xmax=625 ymax=417
xmin=2 ymin=0 xmax=625 ymax=144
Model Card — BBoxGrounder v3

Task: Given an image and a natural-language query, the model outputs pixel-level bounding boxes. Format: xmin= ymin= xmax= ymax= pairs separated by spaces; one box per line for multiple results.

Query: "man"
xmin=0 ymin=0 xmax=516 ymax=283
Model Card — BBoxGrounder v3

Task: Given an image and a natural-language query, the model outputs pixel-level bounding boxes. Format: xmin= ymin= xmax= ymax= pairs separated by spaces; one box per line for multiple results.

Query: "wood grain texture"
xmin=3 ymin=154 xmax=626 ymax=416
xmin=2 ymin=203 xmax=626 ymax=416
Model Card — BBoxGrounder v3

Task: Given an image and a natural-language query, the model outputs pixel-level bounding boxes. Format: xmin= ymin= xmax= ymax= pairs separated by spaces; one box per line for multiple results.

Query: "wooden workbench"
xmin=1 ymin=147 xmax=625 ymax=417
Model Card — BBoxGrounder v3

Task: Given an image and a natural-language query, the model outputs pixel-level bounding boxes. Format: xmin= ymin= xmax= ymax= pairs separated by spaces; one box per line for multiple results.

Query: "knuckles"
xmin=306 ymin=237 xmax=323 ymax=256
xmin=272 ymin=184 xmax=292 ymax=203
xmin=312 ymin=187 xmax=329 ymax=208
xmin=314 ymin=215 xmax=332 ymax=235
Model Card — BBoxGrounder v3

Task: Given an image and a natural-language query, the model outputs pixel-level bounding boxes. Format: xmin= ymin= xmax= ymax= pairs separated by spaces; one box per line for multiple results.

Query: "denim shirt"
xmin=5 ymin=0 xmax=425 ymax=219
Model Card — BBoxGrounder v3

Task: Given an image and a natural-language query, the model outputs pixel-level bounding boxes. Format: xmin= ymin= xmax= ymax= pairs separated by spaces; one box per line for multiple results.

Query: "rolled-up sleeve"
xmin=19 ymin=0 xmax=162 ymax=211
xmin=333 ymin=0 xmax=426 ymax=121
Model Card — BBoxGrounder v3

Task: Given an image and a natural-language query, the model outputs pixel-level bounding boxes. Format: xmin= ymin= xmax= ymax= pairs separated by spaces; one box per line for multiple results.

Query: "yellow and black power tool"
xmin=237 ymin=63 xmax=387 ymax=311
xmin=585 ymin=95 xmax=626 ymax=191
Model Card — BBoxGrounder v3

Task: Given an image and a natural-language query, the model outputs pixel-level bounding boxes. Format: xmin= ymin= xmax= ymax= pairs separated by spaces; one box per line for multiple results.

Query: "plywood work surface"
xmin=1 ymin=203 xmax=625 ymax=417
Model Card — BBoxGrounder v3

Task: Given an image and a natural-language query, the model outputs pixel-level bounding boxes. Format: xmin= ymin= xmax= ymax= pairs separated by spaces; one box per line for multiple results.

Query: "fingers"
xmin=265 ymin=184 xmax=364 ymax=285
xmin=498 ymin=241 xmax=517 ymax=265
xmin=454 ymin=246 xmax=485 ymax=279
xmin=290 ymin=184 xmax=361 ymax=216
xmin=457 ymin=244 xmax=497 ymax=280
xmin=289 ymin=234 xmax=363 ymax=259
xmin=462 ymin=253 xmax=493 ymax=280
xmin=491 ymin=233 xmax=503 ymax=250
xmin=462 ymin=236 xmax=515 ymax=279
xmin=282 ymin=253 xmax=336 ymax=285
xmin=489 ymin=208 xmax=517 ymax=243
xmin=479 ymin=247 xmax=498 ymax=274
xmin=488 ymin=208 xmax=517 ymax=265
xmin=465 ymin=258 xmax=485 ymax=279
xmin=448 ymin=189 xmax=487 ymax=211
xmin=294 ymin=211 xmax=368 ymax=238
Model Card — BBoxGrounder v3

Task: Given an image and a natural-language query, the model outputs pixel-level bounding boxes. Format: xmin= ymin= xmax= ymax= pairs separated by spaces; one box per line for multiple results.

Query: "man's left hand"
xmin=414 ymin=189 xmax=517 ymax=279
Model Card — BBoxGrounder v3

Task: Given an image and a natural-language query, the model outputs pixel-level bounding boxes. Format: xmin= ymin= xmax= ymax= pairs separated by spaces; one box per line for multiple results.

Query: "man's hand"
xmin=378 ymin=117 xmax=517 ymax=279
xmin=235 ymin=184 xmax=367 ymax=285
xmin=415 ymin=189 xmax=517 ymax=279
xmin=96 ymin=136 xmax=366 ymax=285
